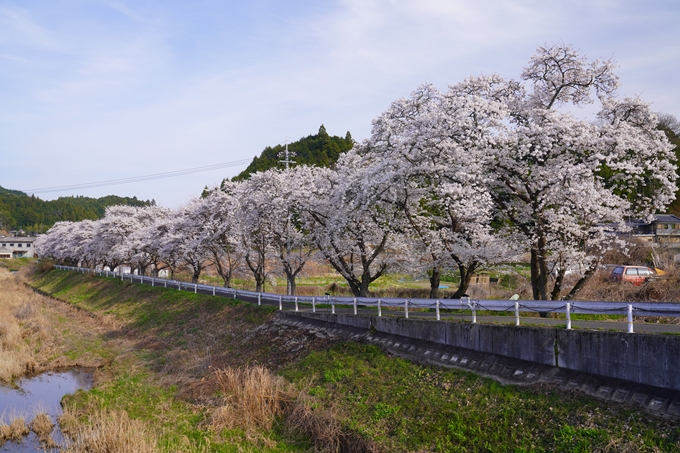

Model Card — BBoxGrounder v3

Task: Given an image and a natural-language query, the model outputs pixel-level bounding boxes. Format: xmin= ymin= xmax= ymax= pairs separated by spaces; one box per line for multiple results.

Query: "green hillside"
xmin=231 ymin=125 xmax=354 ymax=181
xmin=0 ymin=186 xmax=152 ymax=233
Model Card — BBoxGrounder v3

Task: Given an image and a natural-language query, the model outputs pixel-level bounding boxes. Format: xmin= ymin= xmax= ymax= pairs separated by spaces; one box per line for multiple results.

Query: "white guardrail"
xmin=55 ymin=265 xmax=680 ymax=333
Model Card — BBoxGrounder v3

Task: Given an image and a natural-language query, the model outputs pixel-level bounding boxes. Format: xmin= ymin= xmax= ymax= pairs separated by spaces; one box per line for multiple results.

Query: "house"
xmin=0 ymin=236 xmax=38 ymax=258
xmin=626 ymin=214 xmax=680 ymax=248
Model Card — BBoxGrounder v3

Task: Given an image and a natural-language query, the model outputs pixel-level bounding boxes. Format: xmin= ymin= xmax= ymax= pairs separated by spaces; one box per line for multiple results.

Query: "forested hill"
xmin=0 ymin=186 xmax=152 ymax=233
xmin=231 ymin=125 xmax=354 ymax=181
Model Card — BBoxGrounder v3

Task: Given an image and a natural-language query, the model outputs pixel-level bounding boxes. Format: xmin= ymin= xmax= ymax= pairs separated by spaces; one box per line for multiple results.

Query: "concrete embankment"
xmin=276 ymin=311 xmax=680 ymax=418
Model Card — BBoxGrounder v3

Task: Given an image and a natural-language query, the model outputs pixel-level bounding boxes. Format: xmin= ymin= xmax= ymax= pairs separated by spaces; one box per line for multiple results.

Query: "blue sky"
xmin=1 ymin=0 xmax=679 ymax=207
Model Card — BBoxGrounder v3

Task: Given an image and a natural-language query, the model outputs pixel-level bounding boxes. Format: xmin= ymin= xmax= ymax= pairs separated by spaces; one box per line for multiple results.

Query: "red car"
xmin=609 ymin=266 xmax=657 ymax=286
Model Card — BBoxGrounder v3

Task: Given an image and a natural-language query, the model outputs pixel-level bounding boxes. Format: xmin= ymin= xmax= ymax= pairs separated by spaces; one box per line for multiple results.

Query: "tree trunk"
xmin=562 ymin=262 xmax=599 ymax=301
xmin=429 ymin=267 xmax=441 ymax=299
xmin=452 ymin=266 xmax=475 ymax=299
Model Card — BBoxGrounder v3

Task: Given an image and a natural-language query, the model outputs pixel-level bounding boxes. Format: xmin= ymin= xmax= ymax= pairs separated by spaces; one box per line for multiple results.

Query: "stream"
xmin=0 ymin=369 xmax=93 ymax=452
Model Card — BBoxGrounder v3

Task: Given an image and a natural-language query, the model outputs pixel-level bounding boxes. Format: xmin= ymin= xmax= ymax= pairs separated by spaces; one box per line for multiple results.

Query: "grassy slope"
xmin=29 ymin=269 xmax=680 ymax=453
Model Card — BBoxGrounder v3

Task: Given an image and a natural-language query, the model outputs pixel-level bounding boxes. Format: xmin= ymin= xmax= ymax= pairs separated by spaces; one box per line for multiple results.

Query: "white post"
xmin=258 ymin=293 xmax=261 ymax=306
xmin=312 ymin=297 xmax=316 ymax=313
xmin=628 ymin=304 xmax=634 ymax=333
xmin=121 ymin=273 xmax=123 ymax=281
xmin=566 ymin=303 xmax=572 ymax=330
xmin=164 ymin=280 xmax=167 ymax=288
xmin=279 ymin=295 xmax=283 ymax=311
xmin=353 ymin=298 xmax=357 ymax=315
xmin=233 ymin=290 xmax=237 ymax=300
xmin=212 ymin=286 xmax=215 ymax=296
xmin=295 ymin=297 xmax=299 ymax=312
xmin=378 ymin=299 xmax=382 ymax=317
xmin=152 ymin=278 xmax=154 ymax=287
xmin=515 ymin=301 xmax=520 ymax=326
xmin=404 ymin=299 xmax=409 ymax=319
xmin=331 ymin=297 xmax=335 ymax=314
xmin=436 ymin=300 xmax=440 ymax=321
xmin=178 ymin=282 xmax=181 ymax=291
xmin=470 ymin=298 xmax=476 ymax=324
xmin=194 ymin=284 xmax=197 ymax=294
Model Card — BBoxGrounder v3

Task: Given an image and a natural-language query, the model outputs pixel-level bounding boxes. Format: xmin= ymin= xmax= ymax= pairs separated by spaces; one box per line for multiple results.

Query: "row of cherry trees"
xmin=35 ymin=44 xmax=677 ymax=300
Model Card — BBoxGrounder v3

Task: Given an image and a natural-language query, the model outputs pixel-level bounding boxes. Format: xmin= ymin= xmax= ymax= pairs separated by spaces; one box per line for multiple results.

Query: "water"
xmin=0 ymin=370 xmax=93 ymax=452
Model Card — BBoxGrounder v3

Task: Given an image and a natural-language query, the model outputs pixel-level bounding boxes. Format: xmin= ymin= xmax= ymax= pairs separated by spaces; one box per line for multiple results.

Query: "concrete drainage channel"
xmin=276 ymin=311 xmax=680 ymax=420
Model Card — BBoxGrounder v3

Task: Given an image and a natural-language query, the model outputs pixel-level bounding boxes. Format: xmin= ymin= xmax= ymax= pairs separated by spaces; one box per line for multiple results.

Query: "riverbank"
xmin=9 ymin=266 xmax=679 ymax=452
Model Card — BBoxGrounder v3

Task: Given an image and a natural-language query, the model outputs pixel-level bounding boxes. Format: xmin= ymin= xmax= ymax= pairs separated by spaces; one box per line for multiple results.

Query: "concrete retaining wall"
xmin=296 ymin=312 xmax=680 ymax=391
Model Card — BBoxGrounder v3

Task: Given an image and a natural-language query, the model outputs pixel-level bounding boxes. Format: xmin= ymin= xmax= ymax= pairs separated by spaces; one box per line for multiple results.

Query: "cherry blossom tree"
xmin=161 ymin=201 xmax=212 ymax=284
xmin=194 ymin=187 xmax=242 ymax=287
xmin=360 ymin=83 xmax=517 ymax=298
xmin=127 ymin=207 xmax=172 ymax=276
xmin=299 ymin=154 xmax=408 ymax=297
xmin=246 ymin=168 xmax=316 ymax=295
xmin=484 ymin=44 xmax=676 ymax=300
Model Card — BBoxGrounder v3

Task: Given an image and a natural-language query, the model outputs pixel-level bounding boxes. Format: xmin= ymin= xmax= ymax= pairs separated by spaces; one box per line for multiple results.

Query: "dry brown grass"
xmin=0 ymin=268 xmax=50 ymax=383
xmin=0 ymin=415 xmax=30 ymax=445
xmin=210 ymin=366 xmax=380 ymax=452
xmin=60 ymin=409 xmax=159 ymax=453
xmin=30 ymin=411 xmax=56 ymax=447
xmin=286 ymin=392 xmax=381 ymax=453
xmin=578 ymin=268 xmax=680 ymax=303
xmin=210 ymin=366 xmax=292 ymax=435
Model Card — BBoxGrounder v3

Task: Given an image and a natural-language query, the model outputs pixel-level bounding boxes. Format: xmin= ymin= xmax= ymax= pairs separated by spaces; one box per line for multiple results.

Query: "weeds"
xmin=60 ymin=409 xmax=159 ymax=453
xmin=30 ymin=411 xmax=56 ymax=447
xmin=211 ymin=366 xmax=291 ymax=434
xmin=0 ymin=268 xmax=49 ymax=382
xmin=0 ymin=415 xmax=30 ymax=445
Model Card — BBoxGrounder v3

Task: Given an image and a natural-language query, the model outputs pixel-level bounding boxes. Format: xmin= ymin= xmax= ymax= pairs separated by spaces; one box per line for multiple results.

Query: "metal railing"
xmin=54 ymin=265 xmax=680 ymax=333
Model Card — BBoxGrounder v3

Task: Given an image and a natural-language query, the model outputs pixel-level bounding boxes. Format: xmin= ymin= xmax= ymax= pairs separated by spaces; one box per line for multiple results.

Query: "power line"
xmin=21 ymin=158 xmax=252 ymax=195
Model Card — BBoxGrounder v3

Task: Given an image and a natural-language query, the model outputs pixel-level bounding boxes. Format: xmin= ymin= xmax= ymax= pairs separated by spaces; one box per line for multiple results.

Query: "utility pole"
xmin=278 ymin=143 xmax=296 ymax=170
xmin=278 ymin=143 xmax=297 ymax=295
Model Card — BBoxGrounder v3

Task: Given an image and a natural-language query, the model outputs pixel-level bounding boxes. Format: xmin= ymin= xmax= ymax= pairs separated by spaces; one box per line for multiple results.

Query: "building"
xmin=0 ymin=236 xmax=38 ymax=258
xmin=627 ymin=214 xmax=680 ymax=248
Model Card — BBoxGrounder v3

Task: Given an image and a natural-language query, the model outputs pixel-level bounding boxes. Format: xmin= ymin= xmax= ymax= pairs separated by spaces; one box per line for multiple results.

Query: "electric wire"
xmin=20 ymin=158 xmax=253 ymax=194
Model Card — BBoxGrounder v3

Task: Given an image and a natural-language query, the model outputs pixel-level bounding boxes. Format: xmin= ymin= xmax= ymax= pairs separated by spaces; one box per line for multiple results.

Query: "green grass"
xmin=283 ymin=343 xmax=680 ymax=453
xmin=0 ymin=257 xmax=36 ymax=269
xmin=30 ymin=270 xmax=307 ymax=452
xmin=30 ymin=269 xmax=680 ymax=452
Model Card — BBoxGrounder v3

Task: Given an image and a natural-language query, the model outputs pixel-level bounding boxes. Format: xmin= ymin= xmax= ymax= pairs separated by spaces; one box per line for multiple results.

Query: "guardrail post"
xmin=312 ymin=297 xmax=316 ymax=313
xmin=353 ymin=298 xmax=357 ymax=315
xmin=436 ymin=299 xmax=440 ymax=321
xmin=331 ymin=297 xmax=335 ymax=314
xmin=468 ymin=298 xmax=476 ymax=323
xmin=514 ymin=301 xmax=520 ymax=326
xmin=178 ymin=282 xmax=181 ymax=291
xmin=257 ymin=293 xmax=261 ymax=306
xmin=233 ymin=290 xmax=237 ymax=300
xmin=378 ymin=299 xmax=382 ymax=317
xmin=279 ymin=295 xmax=283 ymax=311
xmin=212 ymin=286 xmax=215 ymax=296
xmin=164 ymin=280 xmax=167 ymax=288
xmin=404 ymin=299 xmax=409 ymax=319
xmin=194 ymin=284 xmax=197 ymax=294
xmin=295 ymin=297 xmax=299 ymax=312
xmin=121 ymin=273 xmax=123 ymax=282
xmin=566 ymin=303 xmax=571 ymax=330
xmin=628 ymin=304 xmax=634 ymax=333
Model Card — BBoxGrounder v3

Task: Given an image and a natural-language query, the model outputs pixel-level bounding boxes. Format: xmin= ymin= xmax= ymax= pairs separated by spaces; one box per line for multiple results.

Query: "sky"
xmin=1 ymin=0 xmax=679 ymax=207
